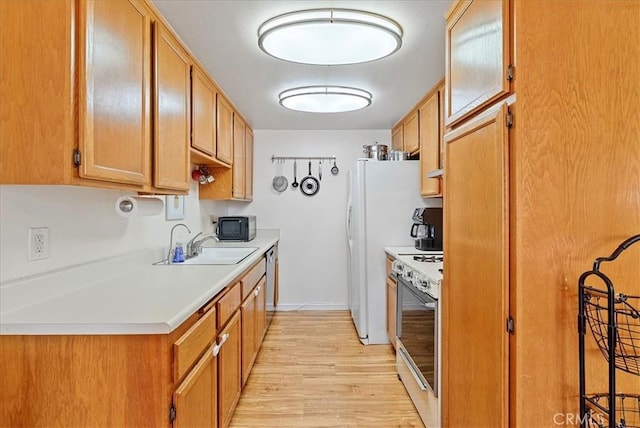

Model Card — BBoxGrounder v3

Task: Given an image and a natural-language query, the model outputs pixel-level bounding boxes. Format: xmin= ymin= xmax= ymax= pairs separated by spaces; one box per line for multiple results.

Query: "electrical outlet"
xmin=28 ymin=227 xmax=49 ymax=260
xmin=209 ymin=215 xmax=218 ymax=225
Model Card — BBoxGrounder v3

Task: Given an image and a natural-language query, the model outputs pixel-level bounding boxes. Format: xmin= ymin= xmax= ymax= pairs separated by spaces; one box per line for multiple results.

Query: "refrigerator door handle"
xmin=346 ymin=205 xmax=352 ymax=241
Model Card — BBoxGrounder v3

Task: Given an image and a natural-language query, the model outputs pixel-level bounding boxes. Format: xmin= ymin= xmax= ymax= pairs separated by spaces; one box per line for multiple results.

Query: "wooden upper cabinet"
xmin=191 ymin=64 xmax=217 ymax=159
xmin=403 ymin=110 xmax=420 ymax=154
xmin=154 ymin=22 xmax=190 ymax=192
xmin=232 ymin=115 xmax=246 ymax=199
xmin=0 ymin=0 xmax=75 ymax=185
xmin=245 ymin=127 xmax=254 ymax=201
xmin=78 ymin=0 xmax=152 ymax=186
xmin=216 ymin=95 xmax=234 ymax=165
xmin=391 ymin=124 xmax=403 ymax=151
xmin=419 ymin=89 xmax=441 ymax=197
xmin=199 ymin=116 xmax=253 ymax=201
xmin=438 ymin=85 xmax=446 ymax=169
xmin=445 ymin=0 xmax=511 ymax=127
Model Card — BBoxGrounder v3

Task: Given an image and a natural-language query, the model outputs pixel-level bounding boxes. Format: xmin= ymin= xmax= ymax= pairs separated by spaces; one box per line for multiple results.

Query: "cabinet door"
xmin=442 ymin=102 xmax=510 ymax=427
xmin=78 ymin=0 xmax=152 ymax=186
xmin=391 ymin=125 xmax=403 ymax=151
xmin=216 ymin=95 xmax=234 ymax=165
xmin=245 ymin=127 xmax=254 ymax=201
xmin=0 ymin=0 xmax=75 ymax=185
xmin=154 ymin=22 xmax=190 ymax=192
xmin=386 ymin=277 xmax=397 ymax=349
xmin=255 ymin=277 xmax=267 ymax=347
xmin=191 ymin=65 xmax=217 ymax=158
xmin=419 ymin=91 xmax=441 ymax=197
xmin=232 ymin=115 xmax=246 ymax=200
xmin=445 ymin=0 xmax=511 ymax=126
xmin=173 ymin=344 xmax=218 ymax=428
xmin=218 ymin=310 xmax=241 ymax=428
xmin=403 ymin=110 xmax=420 ymax=154
xmin=240 ymin=290 xmax=256 ymax=387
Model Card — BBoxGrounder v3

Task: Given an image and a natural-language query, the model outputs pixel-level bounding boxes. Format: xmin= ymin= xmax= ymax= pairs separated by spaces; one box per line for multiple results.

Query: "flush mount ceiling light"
xmin=279 ymin=86 xmax=372 ymax=113
xmin=258 ymin=8 xmax=403 ymax=65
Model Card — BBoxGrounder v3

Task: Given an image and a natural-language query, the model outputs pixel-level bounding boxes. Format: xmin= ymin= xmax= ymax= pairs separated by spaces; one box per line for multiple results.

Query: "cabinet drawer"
xmin=217 ymin=281 xmax=241 ymax=328
xmin=174 ymin=306 xmax=217 ymax=382
xmin=241 ymin=258 xmax=266 ymax=299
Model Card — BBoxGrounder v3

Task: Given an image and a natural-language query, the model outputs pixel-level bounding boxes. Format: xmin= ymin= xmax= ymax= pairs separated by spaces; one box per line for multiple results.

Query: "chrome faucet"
xmin=186 ymin=232 xmax=217 ymax=258
xmin=167 ymin=223 xmax=191 ymax=264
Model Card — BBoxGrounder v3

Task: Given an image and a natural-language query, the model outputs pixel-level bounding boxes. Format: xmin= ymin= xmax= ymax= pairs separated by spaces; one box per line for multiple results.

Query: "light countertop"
xmin=0 ymin=229 xmax=279 ymax=335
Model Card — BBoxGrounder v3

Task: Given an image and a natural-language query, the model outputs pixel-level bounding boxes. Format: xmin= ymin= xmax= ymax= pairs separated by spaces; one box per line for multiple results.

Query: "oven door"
xmin=396 ymin=276 xmax=438 ymax=397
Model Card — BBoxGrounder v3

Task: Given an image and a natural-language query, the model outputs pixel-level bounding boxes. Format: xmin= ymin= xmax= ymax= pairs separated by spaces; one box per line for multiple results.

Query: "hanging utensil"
xmin=272 ymin=159 xmax=288 ymax=192
xmin=319 ymin=160 xmax=322 ymax=181
xmin=299 ymin=160 xmax=320 ymax=196
xmin=292 ymin=160 xmax=299 ymax=188
xmin=331 ymin=159 xmax=339 ymax=175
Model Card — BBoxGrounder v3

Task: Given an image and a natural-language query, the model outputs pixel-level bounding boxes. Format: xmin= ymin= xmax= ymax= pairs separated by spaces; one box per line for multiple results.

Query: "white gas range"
xmin=391 ymin=251 xmax=443 ymax=300
xmin=385 ymin=247 xmax=443 ymax=428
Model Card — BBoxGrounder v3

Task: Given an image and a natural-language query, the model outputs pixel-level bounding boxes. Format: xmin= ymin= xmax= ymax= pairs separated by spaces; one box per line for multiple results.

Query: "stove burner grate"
xmin=413 ymin=255 xmax=443 ymax=263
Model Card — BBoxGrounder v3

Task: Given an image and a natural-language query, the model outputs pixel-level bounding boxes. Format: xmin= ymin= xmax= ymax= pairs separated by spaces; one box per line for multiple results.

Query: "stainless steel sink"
xmin=154 ymin=247 xmax=259 ymax=265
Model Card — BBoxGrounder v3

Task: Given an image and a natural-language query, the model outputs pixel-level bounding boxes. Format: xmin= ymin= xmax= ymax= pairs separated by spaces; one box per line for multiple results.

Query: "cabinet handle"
xmin=212 ymin=332 xmax=230 ymax=357
xmin=254 ymin=286 xmax=261 ymax=296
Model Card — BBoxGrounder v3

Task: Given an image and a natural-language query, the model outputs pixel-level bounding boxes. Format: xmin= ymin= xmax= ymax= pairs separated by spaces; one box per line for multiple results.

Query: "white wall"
xmin=0 ymin=131 xmax=435 ymax=310
xmin=228 ymin=129 xmax=398 ymax=310
xmin=0 ymin=180 xmax=225 ymax=283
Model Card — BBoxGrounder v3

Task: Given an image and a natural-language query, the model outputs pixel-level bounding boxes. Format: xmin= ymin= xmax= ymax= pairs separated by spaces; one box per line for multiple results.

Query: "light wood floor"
xmin=229 ymin=311 xmax=424 ymax=428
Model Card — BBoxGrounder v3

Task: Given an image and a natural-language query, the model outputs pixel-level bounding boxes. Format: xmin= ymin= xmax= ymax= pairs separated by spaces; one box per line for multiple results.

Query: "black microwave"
xmin=215 ymin=216 xmax=256 ymax=241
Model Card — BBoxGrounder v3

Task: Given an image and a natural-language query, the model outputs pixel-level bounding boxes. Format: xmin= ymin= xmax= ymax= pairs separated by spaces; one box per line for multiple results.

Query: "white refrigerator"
xmin=346 ymin=159 xmax=431 ymax=345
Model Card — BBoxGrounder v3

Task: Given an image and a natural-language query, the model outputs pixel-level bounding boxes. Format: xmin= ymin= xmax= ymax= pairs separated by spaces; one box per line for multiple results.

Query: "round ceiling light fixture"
xmin=279 ymin=86 xmax=372 ymax=113
xmin=258 ymin=8 xmax=403 ymax=65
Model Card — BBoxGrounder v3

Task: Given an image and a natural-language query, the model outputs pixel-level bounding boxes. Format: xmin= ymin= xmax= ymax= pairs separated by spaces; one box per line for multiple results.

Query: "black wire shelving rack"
xmin=579 ymin=234 xmax=640 ymax=428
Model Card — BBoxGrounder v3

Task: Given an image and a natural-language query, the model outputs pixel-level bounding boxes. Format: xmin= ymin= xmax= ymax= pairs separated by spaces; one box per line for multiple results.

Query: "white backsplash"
xmin=0 ymin=179 xmax=219 ymax=282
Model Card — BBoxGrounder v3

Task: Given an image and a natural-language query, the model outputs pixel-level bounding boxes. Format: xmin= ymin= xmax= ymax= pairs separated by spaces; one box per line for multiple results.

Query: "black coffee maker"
xmin=410 ymin=208 xmax=443 ymax=251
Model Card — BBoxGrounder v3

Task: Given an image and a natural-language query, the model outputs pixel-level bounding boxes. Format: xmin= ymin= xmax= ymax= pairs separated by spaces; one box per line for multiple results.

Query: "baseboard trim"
xmin=269 ymin=303 xmax=349 ymax=311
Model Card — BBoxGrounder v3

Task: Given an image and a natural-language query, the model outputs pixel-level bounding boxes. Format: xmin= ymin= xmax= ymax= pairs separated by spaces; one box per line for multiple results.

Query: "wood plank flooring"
xmin=229 ymin=311 xmax=424 ymax=428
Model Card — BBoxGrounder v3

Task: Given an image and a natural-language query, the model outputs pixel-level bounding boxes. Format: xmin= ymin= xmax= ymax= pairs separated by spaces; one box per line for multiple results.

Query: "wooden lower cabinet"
xmin=217 ymin=310 xmax=242 ymax=428
xmin=0 ymin=267 xmax=270 ymax=427
xmin=240 ymin=288 xmax=257 ymax=387
xmin=386 ymin=277 xmax=397 ymax=349
xmin=255 ymin=277 xmax=267 ymax=346
xmin=0 ymin=334 xmax=172 ymax=427
xmin=240 ymin=276 xmax=267 ymax=387
xmin=173 ymin=343 xmax=218 ymax=428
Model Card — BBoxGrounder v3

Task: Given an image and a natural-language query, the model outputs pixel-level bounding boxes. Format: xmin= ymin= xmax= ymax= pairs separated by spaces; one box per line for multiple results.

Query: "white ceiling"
xmin=152 ymin=0 xmax=452 ymax=130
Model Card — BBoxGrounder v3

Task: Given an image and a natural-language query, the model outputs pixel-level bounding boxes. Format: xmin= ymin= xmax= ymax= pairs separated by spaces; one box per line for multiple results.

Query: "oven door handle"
xmin=398 ymin=347 xmax=428 ymax=392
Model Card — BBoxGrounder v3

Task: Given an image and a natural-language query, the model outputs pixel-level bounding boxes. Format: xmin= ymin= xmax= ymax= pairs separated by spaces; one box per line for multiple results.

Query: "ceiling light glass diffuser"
xmin=258 ymin=9 xmax=403 ymax=65
xmin=279 ymin=86 xmax=372 ymax=113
